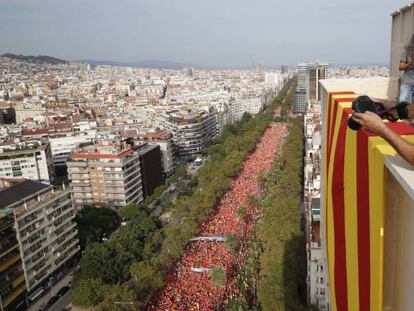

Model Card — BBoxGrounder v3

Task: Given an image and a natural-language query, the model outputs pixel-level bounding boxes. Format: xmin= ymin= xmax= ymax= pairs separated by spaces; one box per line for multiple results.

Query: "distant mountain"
xmin=80 ymin=59 xmax=192 ymax=69
xmin=1 ymin=53 xmax=68 ymax=65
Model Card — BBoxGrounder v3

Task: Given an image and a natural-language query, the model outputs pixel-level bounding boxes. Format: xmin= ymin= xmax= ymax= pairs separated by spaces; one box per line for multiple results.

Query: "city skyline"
xmin=0 ymin=0 xmax=409 ymax=67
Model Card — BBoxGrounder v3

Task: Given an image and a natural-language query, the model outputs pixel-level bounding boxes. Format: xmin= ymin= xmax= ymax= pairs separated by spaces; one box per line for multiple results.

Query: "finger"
xmin=353 ymin=113 xmax=364 ymax=120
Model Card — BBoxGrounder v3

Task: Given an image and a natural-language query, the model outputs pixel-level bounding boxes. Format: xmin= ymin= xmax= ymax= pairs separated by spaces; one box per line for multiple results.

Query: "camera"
xmin=348 ymin=96 xmax=386 ymax=130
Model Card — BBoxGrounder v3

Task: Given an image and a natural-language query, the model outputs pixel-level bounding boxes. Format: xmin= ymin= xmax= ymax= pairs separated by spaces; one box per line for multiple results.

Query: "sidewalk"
xmin=28 ymin=271 xmax=73 ymax=311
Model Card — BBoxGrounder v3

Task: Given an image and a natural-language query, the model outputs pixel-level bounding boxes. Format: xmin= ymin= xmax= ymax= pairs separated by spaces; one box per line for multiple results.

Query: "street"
xmin=28 ymin=272 xmax=72 ymax=311
xmin=49 ymin=290 xmax=72 ymax=311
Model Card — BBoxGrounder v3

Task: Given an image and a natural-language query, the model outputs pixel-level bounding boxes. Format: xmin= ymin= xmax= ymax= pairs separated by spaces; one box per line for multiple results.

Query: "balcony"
xmin=320 ymin=78 xmax=414 ymax=311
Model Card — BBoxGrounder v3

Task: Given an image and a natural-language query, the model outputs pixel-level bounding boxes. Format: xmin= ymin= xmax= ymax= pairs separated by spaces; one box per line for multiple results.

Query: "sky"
xmin=0 ymin=0 xmax=410 ymax=67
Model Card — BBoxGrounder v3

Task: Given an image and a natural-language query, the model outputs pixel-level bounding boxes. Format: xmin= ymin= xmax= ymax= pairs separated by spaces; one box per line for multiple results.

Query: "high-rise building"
xmin=0 ymin=180 xmax=79 ymax=293
xmin=67 ymin=141 xmax=144 ymax=209
xmin=295 ymin=61 xmax=328 ymax=114
xmin=281 ymin=65 xmax=289 ymax=74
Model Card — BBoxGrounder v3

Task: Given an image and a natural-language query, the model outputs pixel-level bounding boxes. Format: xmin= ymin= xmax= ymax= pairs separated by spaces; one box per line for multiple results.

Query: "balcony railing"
xmin=320 ymin=80 xmax=414 ymax=311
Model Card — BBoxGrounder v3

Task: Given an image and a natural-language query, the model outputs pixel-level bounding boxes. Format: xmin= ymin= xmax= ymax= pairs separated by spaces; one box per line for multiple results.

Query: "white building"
xmin=14 ymin=102 xmax=46 ymax=124
xmin=49 ymin=131 xmax=96 ymax=167
xmin=156 ymin=109 xmax=217 ymax=161
xmin=0 ymin=141 xmax=54 ymax=183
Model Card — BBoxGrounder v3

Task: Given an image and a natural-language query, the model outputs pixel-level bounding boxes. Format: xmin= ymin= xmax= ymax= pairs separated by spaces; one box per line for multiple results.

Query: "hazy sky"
xmin=0 ymin=0 xmax=410 ymax=67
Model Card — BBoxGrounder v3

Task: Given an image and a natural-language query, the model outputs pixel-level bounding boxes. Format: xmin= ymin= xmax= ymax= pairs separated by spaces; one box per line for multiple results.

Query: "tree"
xmin=72 ymin=278 xmax=104 ymax=307
xmin=226 ymin=297 xmax=250 ymax=311
xmin=130 ymin=261 xmax=163 ymax=303
xmin=97 ymin=283 xmax=139 ymax=311
xmin=75 ymin=243 xmax=120 ymax=284
xmin=210 ymin=267 xmax=227 ymax=310
xmin=118 ymin=203 xmax=147 ymax=221
xmin=75 ymin=207 xmax=120 ymax=250
xmin=257 ymin=169 xmax=267 ymax=188
xmin=225 ymin=232 xmax=240 ymax=253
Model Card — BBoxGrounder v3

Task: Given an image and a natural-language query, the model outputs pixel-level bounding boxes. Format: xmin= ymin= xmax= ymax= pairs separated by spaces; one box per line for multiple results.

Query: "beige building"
xmin=67 ymin=141 xmax=143 ymax=209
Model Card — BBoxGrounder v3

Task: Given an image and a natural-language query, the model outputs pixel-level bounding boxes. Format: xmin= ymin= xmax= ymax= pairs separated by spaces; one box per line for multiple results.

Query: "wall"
xmin=383 ymin=157 xmax=414 ymax=311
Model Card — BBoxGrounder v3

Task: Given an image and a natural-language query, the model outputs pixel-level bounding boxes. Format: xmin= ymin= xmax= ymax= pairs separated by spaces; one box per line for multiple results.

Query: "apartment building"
xmin=156 ymin=109 xmax=216 ymax=161
xmin=67 ymin=141 xmax=143 ymax=209
xmin=14 ymin=102 xmax=45 ymax=124
xmin=0 ymin=141 xmax=54 ymax=184
xmin=121 ymin=129 xmax=176 ymax=177
xmin=0 ymin=180 xmax=79 ymax=293
xmin=0 ymin=209 xmax=27 ymax=311
xmin=304 ymin=102 xmax=327 ymax=310
xmin=49 ymin=131 xmax=96 ymax=167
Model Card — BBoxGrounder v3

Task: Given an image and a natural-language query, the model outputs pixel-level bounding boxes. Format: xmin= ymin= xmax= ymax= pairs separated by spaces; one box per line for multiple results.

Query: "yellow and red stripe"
xmin=322 ymin=92 xmax=414 ymax=311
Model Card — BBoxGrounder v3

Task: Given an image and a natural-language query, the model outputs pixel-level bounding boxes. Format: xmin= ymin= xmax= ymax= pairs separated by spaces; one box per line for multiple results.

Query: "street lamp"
xmin=49 ymin=276 xmax=55 ymax=296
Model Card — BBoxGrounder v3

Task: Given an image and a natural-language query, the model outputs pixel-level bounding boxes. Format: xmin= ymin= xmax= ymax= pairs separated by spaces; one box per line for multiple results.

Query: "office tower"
xmin=281 ymin=65 xmax=289 ymax=74
xmin=184 ymin=67 xmax=193 ymax=77
xmin=136 ymin=144 xmax=163 ymax=197
xmin=0 ymin=141 xmax=54 ymax=184
xmin=67 ymin=141 xmax=144 ymax=209
xmin=0 ymin=180 xmax=79 ymax=294
xmin=295 ymin=61 xmax=329 ymax=114
xmin=0 ymin=209 xmax=27 ymax=311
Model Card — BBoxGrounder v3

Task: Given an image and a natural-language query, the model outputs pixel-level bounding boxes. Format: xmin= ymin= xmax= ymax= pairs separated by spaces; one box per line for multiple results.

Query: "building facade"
xmin=67 ymin=142 xmax=144 ymax=209
xmin=295 ymin=61 xmax=328 ymax=114
xmin=156 ymin=109 xmax=216 ymax=161
xmin=0 ymin=180 xmax=79 ymax=293
xmin=0 ymin=209 xmax=27 ymax=311
xmin=0 ymin=142 xmax=54 ymax=184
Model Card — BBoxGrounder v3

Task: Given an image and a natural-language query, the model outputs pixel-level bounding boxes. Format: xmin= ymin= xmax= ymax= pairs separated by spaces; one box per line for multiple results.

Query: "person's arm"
xmin=353 ymin=111 xmax=414 ymax=166
xmin=380 ymin=125 xmax=414 ymax=165
xmin=369 ymin=98 xmax=414 ymax=119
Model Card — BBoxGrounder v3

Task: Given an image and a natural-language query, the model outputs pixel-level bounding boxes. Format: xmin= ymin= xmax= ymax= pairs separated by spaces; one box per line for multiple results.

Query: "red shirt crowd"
xmin=149 ymin=123 xmax=289 ymax=311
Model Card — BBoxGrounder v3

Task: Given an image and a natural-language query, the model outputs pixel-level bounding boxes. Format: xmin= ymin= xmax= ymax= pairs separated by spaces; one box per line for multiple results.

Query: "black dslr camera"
xmin=348 ymin=96 xmax=397 ymax=130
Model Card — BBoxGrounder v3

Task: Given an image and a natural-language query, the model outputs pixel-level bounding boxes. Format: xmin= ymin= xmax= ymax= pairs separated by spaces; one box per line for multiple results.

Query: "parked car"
xmin=56 ymin=286 xmax=70 ymax=297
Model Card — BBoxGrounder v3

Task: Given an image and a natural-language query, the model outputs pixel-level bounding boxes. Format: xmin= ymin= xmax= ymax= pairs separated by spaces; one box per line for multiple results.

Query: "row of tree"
xmin=256 ymin=114 xmax=307 ymax=310
xmin=72 ymin=78 xmax=297 ymax=310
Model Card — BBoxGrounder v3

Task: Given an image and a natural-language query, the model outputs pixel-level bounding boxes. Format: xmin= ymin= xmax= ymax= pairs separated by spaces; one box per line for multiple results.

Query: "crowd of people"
xmin=150 ymin=122 xmax=289 ymax=310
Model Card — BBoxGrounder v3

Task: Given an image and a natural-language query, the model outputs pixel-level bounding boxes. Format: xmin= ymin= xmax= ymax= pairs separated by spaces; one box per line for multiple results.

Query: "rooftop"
xmin=0 ymin=179 xmax=49 ymax=208
xmin=70 ymin=141 xmax=133 ymax=159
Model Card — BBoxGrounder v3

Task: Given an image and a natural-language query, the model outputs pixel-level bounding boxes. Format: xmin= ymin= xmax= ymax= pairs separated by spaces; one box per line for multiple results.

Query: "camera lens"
xmin=348 ymin=116 xmax=361 ymax=130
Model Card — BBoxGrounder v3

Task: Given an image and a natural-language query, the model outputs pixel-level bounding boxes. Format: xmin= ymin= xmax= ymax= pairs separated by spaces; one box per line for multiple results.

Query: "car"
xmin=56 ymin=286 xmax=71 ymax=297
xmin=46 ymin=295 xmax=59 ymax=307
